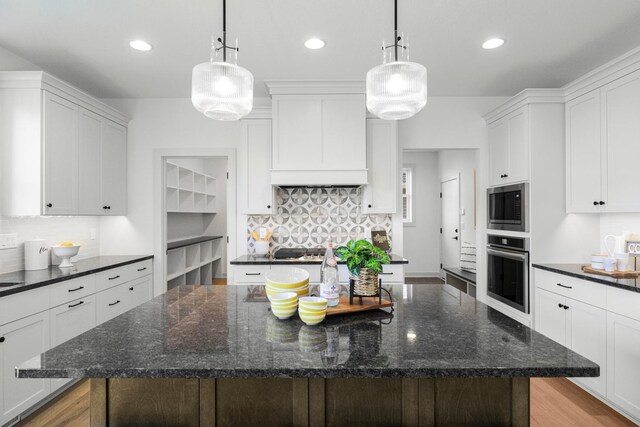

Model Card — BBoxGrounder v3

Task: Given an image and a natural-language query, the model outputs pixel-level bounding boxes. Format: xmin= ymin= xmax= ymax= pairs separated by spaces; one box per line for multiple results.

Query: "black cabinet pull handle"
xmin=137 ymin=267 xmax=147 ymax=271
xmin=107 ymin=206 xmax=111 ymax=210
xmin=563 ymin=305 xmax=569 ymax=310
xmin=558 ymin=303 xmax=563 ymax=308
xmin=68 ymin=286 xmax=84 ymax=292
xmin=103 ymin=205 xmax=108 ymax=209
xmin=245 ymin=272 xmax=261 ymax=276
xmin=556 ymin=283 xmax=572 ymax=289
xmin=368 ymin=204 xmax=372 ymax=208
xmin=108 ymin=300 xmax=121 ymax=306
xmin=599 ymin=201 xmax=605 ymax=205
xmin=267 ymin=205 xmax=271 ymax=209
xmin=68 ymin=301 xmax=84 ymax=308
xmin=379 ymin=272 xmax=393 ymax=275
xmin=593 ymin=201 xmax=599 ymax=206
xmin=504 ymin=174 xmax=508 ymax=178
xmin=452 ymin=236 xmax=458 ymax=240
xmin=129 ymin=287 xmax=134 ymax=291
xmin=46 ymin=203 xmax=53 ymax=208
xmin=0 ymin=337 xmax=5 ymax=343
xmin=455 ymin=229 xmax=458 ymax=233
xmin=108 ymin=275 xmax=121 ymax=280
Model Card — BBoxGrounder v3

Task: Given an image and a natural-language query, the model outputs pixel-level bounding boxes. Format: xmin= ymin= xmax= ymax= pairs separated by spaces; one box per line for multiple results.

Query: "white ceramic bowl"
xmin=591 ymin=254 xmax=607 ymax=263
xmin=299 ymin=297 xmax=328 ymax=310
xmin=269 ymin=292 xmax=298 ymax=303
xmin=51 ymin=245 xmax=81 ymax=268
xmin=271 ymin=307 xmax=298 ymax=320
xmin=299 ymin=312 xmax=326 ymax=326
xmin=591 ymin=262 xmax=605 ymax=270
xmin=264 ymin=267 xmax=310 ymax=289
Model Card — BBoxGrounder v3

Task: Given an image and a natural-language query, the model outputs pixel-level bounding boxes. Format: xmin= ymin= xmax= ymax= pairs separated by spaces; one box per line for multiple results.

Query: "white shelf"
xmin=166 ymin=238 xmax=221 ymax=287
xmin=165 ymin=160 xmax=218 ymax=214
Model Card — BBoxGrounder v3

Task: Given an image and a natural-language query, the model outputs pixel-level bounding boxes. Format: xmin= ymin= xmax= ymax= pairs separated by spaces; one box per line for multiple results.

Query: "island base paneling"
xmin=89 ymin=377 xmax=530 ymax=426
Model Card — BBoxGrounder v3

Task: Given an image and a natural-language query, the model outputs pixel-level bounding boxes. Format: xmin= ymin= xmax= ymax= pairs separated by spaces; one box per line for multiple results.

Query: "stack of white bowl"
xmin=591 ymin=254 xmax=607 ymax=270
xmin=298 ymin=297 xmax=328 ymax=325
xmin=264 ymin=267 xmax=310 ymax=299
xmin=269 ymin=292 xmax=298 ymax=319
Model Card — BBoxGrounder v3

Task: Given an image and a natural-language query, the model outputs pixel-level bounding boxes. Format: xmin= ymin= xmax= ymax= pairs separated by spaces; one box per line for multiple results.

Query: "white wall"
xmin=0 ymin=216 xmax=100 ymax=274
xmin=402 ymin=151 xmax=440 ymax=276
xmin=438 ymin=150 xmax=478 ymax=246
xmin=600 ymin=214 xmax=640 ymax=253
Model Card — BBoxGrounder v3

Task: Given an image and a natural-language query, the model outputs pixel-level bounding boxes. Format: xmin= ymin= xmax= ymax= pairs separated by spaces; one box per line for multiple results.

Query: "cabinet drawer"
xmin=535 ymin=269 xmax=606 ymax=308
xmin=50 ymin=275 xmax=96 ymax=307
xmin=0 ymin=287 xmax=50 ymax=326
xmin=96 ymin=283 xmax=130 ymax=324
xmin=285 ymin=265 xmax=320 ymax=283
xmin=379 ymin=264 xmax=404 ymax=284
xmin=234 ymin=266 xmax=270 ymax=283
xmin=607 ymin=286 xmax=640 ymax=322
xmin=95 ymin=259 xmax=152 ymax=291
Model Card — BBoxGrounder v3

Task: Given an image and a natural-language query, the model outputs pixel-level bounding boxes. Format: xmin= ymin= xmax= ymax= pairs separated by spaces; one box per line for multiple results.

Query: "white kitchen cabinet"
xmin=128 ymin=275 xmax=153 ymax=308
xmin=100 ymin=120 xmax=127 ymax=215
xmin=96 ymin=283 xmax=130 ymax=324
xmin=233 ymin=265 xmax=271 ymax=284
xmin=565 ymin=69 xmax=640 ymax=213
xmin=363 ymin=119 xmax=398 ymax=214
xmin=601 ymin=69 xmax=640 ymax=212
xmin=535 ymin=288 xmax=567 ymax=346
xmin=49 ymin=295 xmax=96 ymax=391
xmin=241 ymin=119 xmax=274 ymax=214
xmin=606 ymin=312 xmax=640 ymax=420
xmin=487 ymin=106 xmax=529 ymax=186
xmin=43 ymin=91 xmax=79 ymax=215
xmin=565 ymin=90 xmax=602 ymax=212
xmin=78 ymin=107 xmax=104 ymax=215
xmin=568 ymin=298 xmax=607 ymax=397
xmin=0 ymin=71 xmax=129 ymax=216
xmin=0 ymin=311 xmax=50 ymax=426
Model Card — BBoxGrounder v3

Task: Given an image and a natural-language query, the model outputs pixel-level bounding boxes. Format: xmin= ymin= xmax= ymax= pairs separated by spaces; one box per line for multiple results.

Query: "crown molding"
xmin=483 ymin=88 xmax=565 ymax=123
xmin=264 ymin=80 xmax=365 ymax=96
xmin=0 ymin=71 xmax=130 ymax=125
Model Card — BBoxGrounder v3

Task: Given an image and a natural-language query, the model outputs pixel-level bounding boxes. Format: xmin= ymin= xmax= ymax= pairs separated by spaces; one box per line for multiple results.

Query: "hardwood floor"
xmin=530 ymin=378 xmax=636 ymax=427
xmin=18 ymin=380 xmax=89 ymax=427
xmin=18 ymin=377 xmax=635 ymax=426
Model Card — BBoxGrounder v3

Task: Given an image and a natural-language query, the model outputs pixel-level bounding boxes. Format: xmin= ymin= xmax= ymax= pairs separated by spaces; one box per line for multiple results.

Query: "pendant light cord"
xmin=222 ymin=0 xmax=226 ymax=62
xmin=394 ymin=0 xmax=398 ymax=61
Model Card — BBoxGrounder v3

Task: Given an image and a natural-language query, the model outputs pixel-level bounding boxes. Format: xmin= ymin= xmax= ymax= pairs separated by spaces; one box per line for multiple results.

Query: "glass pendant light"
xmin=366 ymin=0 xmax=427 ymax=120
xmin=192 ymin=0 xmax=254 ymax=121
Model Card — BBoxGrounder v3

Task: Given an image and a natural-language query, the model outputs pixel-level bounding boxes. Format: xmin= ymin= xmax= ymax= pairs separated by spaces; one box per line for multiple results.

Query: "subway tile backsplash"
xmin=247 ymin=187 xmax=393 ymax=254
xmin=0 ymin=216 xmax=100 ymax=274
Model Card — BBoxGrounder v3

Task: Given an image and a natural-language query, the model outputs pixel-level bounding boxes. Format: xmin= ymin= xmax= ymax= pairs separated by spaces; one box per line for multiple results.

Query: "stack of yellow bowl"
xmin=298 ymin=297 xmax=328 ymax=325
xmin=264 ymin=267 xmax=310 ymax=300
xmin=269 ymin=292 xmax=298 ymax=319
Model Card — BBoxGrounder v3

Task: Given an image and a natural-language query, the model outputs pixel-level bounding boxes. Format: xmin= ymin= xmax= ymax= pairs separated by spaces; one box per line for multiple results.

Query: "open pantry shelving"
xmin=167 ymin=236 xmax=223 ymax=289
xmin=165 ymin=161 xmax=217 ymax=214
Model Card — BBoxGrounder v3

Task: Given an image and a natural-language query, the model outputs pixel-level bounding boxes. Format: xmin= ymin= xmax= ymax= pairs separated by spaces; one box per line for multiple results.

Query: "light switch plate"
xmin=0 ymin=233 xmax=18 ymax=250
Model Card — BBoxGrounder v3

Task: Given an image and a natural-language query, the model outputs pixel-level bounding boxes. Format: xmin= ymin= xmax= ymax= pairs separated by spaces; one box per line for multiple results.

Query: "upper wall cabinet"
xmin=266 ymin=82 xmax=368 ymax=186
xmin=566 ymin=69 xmax=640 ymax=213
xmin=363 ymin=119 xmax=398 ymax=214
xmin=487 ymin=105 xmax=530 ymax=187
xmin=240 ymin=119 xmax=274 ymax=215
xmin=0 ymin=71 xmax=129 ymax=216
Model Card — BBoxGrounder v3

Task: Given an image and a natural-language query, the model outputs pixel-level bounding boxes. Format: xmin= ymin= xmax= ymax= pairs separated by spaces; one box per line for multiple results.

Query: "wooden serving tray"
xmin=581 ymin=265 xmax=640 ymax=278
xmin=325 ymin=297 xmax=393 ymax=316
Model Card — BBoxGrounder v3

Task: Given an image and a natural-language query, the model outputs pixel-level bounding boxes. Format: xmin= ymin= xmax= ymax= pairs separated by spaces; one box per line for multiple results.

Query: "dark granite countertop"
xmin=0 ymin=255 xmax=154 ymax=298
xmin=17 ymin=284 xmax=598 ymax=380
xmin=533 ymin=263 xmax=640 ymax=293
xmin=231 ymin=254 xmax=408 ymax=265
xmin=167 ymin=236 xmax=223 ymax=252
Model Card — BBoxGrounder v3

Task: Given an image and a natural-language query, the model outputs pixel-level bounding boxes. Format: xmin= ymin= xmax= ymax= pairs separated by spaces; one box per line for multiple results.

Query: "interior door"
xmin=440 ymin=177 xmax=460 ymax=274
xmin=43 ymin=91 xmax=78 ymax=215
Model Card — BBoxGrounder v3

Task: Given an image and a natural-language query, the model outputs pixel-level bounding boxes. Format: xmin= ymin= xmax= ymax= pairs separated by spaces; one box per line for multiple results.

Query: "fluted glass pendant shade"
xmin=192 ymin=60 xmax=254 ymax=121
xmin=366 ymin=61 xmax=427 ymax=120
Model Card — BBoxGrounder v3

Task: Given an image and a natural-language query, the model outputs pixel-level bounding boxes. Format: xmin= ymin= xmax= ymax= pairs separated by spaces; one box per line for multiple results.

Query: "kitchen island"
xmin=17 ymin=284 xmax=598 ymax=426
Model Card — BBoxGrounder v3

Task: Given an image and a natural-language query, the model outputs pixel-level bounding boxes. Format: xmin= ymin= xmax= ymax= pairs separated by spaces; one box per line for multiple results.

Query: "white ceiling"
xmin=2 ymin=0 xmax=640 ymax=99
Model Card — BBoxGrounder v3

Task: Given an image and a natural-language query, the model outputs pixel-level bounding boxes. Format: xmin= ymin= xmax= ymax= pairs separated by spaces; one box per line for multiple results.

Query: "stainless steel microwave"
xmin=487 ymin=183 xmax=529 ymax=232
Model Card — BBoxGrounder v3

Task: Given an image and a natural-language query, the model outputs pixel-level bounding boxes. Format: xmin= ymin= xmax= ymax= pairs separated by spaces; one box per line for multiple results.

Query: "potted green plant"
xmin=336 ymin=239 xmax=391 ymax=296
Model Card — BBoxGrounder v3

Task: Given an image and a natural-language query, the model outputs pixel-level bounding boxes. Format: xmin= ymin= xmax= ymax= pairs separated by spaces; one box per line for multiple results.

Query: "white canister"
xmin=614 ymin=253 xmax=630 ymax=272
xmin=254 ymin=241 xmax=270 ymax=257
xmin=24 ymin=239 xmax=49 ymax=270
xmin=604 ymin=257 xmax=617 ymax=273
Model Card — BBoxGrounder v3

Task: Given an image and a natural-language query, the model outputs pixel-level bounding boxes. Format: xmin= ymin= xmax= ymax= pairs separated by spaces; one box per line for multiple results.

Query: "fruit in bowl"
xmin=51 ymin=243 xmax=81 ymax=268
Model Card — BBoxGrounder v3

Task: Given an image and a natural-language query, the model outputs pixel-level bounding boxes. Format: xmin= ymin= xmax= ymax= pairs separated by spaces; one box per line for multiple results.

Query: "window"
xmin=402 ymin=167 xmax=413 ymax=224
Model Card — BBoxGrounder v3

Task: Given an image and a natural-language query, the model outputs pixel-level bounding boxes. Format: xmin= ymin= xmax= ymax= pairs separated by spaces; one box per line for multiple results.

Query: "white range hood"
xmin=265 ymin=81 xmax=368 ymax=186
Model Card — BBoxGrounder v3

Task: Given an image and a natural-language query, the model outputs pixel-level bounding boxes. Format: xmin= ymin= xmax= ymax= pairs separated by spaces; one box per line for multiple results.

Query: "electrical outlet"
xmin=90 ymin=228 xmax=97 ymax=240
xmin=0 ymin=233 xmax=18 ymax=250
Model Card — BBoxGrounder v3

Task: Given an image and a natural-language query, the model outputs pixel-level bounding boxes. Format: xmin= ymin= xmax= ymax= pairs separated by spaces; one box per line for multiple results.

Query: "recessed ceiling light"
xmin=482 ymin=38 xmax=505 ymax=49
xmin=129 ymin=40 xmax=153 ymax=51
xmin=304 ymin=38 xmax=325 ymax=50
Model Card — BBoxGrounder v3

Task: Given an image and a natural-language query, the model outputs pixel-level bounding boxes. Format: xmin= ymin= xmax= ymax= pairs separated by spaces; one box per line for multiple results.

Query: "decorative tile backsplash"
xmin=247 ymin=187 xmax=393 ymax=254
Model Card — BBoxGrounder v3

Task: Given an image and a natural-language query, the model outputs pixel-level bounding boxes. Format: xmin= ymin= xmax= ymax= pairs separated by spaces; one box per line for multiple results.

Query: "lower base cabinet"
xmin=0 ymin=311 xmax=51 ymax=423
xmin=606 ymin=312 xmax=640 ymax=419
xmin=50 ymin=295 xmax=97 ymax=391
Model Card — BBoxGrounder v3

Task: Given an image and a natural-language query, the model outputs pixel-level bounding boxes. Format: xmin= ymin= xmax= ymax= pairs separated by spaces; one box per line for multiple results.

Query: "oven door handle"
xmin=487 ymin=248 xmax=528 ymax=262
